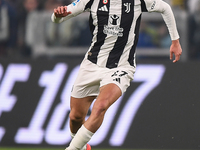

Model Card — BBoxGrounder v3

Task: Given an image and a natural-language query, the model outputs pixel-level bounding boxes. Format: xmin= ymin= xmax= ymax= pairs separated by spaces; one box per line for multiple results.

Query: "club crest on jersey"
xmin=103 ymin=0 xmax=108 ymax=4
xmin=103 ymin=15 xmax=124 ymax=37
xmin=72 ymin=0 xmax=80 ymax=6
xmin=124 ymin=3 xmax=131 ymax=13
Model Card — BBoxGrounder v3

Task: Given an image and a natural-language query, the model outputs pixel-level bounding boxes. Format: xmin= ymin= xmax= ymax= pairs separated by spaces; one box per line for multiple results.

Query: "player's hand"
xmin=54 ymin=6 xmax=71 ymax=18
xmin=170 ymin=39 xmax=182 ymax=63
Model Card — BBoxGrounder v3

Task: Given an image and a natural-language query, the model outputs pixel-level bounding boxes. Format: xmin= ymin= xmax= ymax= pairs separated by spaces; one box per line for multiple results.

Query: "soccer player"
xmin=51 ymin=0 xmax=182 ymax=149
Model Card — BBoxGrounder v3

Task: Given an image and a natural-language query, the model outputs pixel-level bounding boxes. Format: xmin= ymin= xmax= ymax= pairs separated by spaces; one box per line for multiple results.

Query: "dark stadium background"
xmin=0 ymin=0 xmax=200 ymax=150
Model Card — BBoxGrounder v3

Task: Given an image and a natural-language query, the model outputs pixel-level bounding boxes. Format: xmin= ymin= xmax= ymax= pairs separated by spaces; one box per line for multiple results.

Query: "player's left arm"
xmin=170 ymin=39 xmax=182 ymax=63
xmin=143 ymin=0 xmax=182 ymax=63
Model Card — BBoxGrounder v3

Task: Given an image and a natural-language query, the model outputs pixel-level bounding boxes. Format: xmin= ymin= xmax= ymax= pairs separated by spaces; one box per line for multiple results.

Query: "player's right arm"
xmin=52 ymin=6 xmax=72 ymax=23
xmin=51 ymin=0 xmax=91 ymax=23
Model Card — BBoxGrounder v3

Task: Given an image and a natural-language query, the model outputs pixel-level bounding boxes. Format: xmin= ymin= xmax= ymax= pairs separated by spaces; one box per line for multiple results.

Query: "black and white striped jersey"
xmin=52 ymin=0 xmax=179 ymax=69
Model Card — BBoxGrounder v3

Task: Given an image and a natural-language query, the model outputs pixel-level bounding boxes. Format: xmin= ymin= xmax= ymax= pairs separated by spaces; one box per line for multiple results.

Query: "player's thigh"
xmin=93 ymin=83 xmax=122 ymax=112
xmin=70 ymin=96 xmax=96 ymax=118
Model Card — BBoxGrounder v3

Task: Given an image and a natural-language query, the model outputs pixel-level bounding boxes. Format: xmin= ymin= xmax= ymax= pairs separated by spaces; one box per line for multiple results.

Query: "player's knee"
xmin=69 ymin=111 xmax=85 ymax=123
xmin=93 ymin=100 xmax=109 ymax=116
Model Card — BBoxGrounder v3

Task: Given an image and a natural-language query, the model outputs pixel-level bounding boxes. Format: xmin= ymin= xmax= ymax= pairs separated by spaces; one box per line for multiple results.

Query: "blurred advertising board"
xmin=0 ymin=58 xmax=199 ymax=149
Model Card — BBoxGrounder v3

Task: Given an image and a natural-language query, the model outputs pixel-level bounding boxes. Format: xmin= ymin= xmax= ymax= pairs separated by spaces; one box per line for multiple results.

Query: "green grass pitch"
xmin=0 ymin=148 xmax=191 ymax=150
xmin=0 ymin=149 xmax=128 ymax=150
xmin=0 ymin=148 xmax=168 ymax=150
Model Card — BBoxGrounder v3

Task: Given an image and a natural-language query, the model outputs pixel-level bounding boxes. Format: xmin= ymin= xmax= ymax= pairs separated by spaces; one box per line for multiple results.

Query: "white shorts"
xmin=71 ymin=59 xmax=136 ymax=98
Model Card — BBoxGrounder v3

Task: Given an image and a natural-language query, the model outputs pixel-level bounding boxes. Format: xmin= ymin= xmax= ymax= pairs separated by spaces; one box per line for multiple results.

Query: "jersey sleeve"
xmin=51 ymin=0 xmax=92 ymax=23
xmin=141 ymin=0 xmax=163 ymax=12
xmin=142 ymin=0 xmax=180 ymax=40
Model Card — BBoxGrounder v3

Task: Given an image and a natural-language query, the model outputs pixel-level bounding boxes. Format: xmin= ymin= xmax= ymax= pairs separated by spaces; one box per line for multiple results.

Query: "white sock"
xmin=69 ymin=130 xmax=86 ymax=150
xmin=67 ymin=125 xmax=94 ymax=150
xmin=70 ymin=131 xmax=75 ymax=139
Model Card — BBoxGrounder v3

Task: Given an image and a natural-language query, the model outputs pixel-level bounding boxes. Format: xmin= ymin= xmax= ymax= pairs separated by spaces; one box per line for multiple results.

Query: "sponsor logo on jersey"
xmin=98 ymin=5 xmax=108 ymax=12
xmin=72 ymin=0 xmax=80 ymax=6
xmin=103 ymin=15 xmax=124 ymax=37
